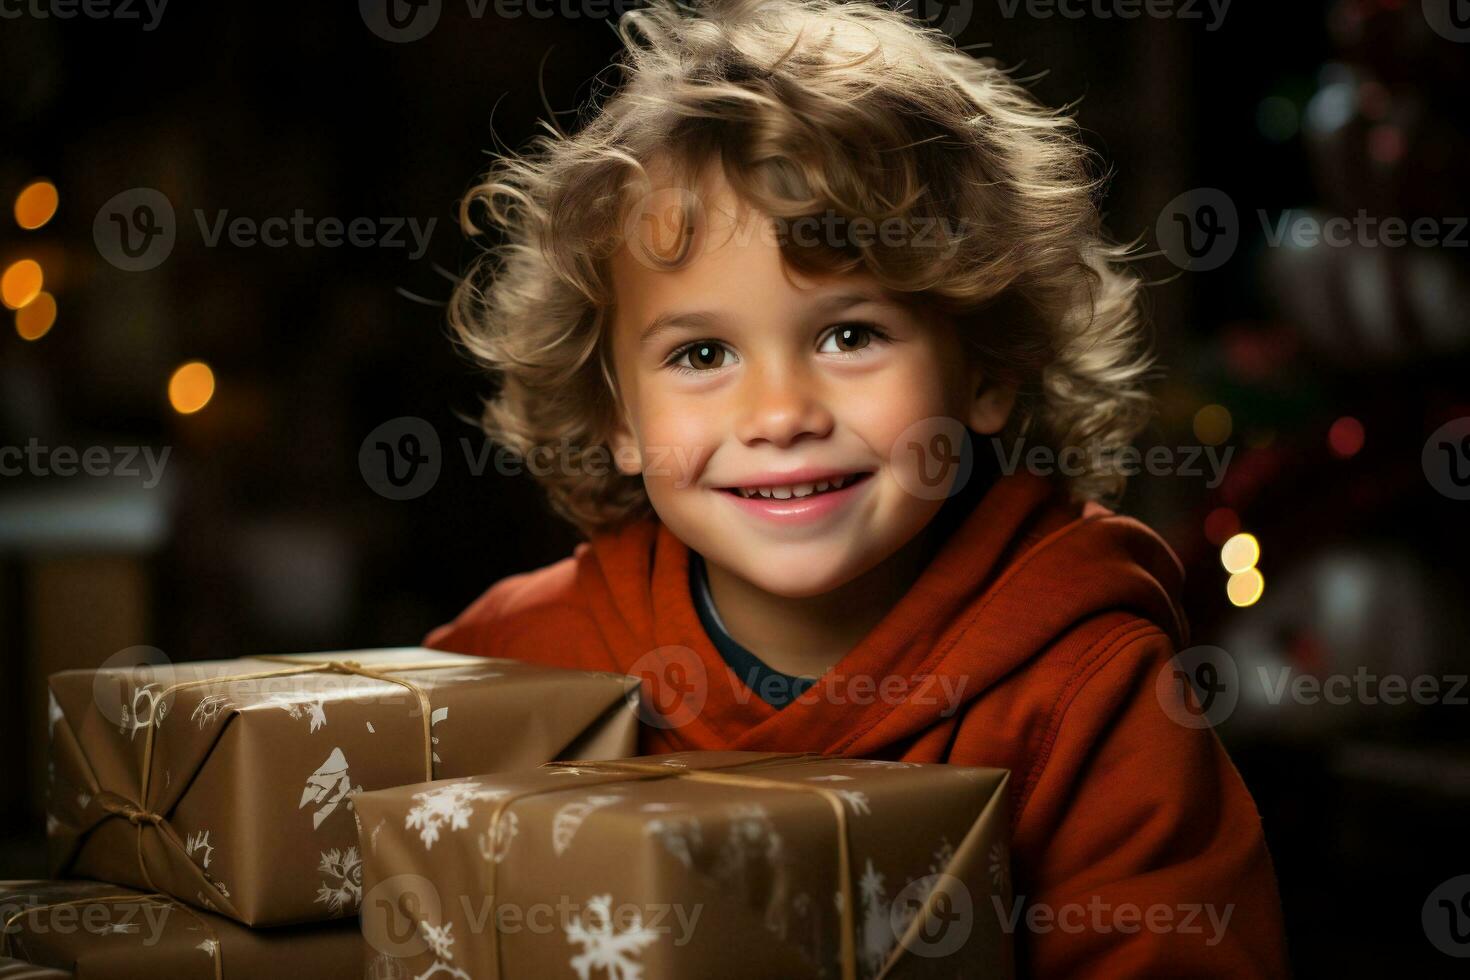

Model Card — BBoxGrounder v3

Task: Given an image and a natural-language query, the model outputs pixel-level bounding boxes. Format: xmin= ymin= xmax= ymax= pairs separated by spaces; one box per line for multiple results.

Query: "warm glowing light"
xmin=1328 ymin=416 xmax=1365 ymax=459
xmin=14 ymin=291 xmax=56 ymax=340
xmin=1193 ymin=404 xmax=1233 ymax=446
xmin=1227 ymin=568 xmax=1265 ymax=607
xmin=1204 ymin=507 xmax=1240 ymax=547
xmin=14 ymin=180 xmax=58 ymax=230
xmin=1220 ymin=532 xmax=1260 ymax=574
xmin=1 ymin=259 xmax=43 ymax=309
xmin=168 ymin=361 xmax=216 ymax=415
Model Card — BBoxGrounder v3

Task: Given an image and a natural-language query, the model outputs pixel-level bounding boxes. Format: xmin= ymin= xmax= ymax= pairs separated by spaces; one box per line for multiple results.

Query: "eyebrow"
xmin=637 ymin=290 xmax=899 ymax=348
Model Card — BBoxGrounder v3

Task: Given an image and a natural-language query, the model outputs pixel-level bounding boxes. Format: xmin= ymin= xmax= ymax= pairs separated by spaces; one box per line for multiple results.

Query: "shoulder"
xmin=423 ymin=545 xmax=601 ymax=660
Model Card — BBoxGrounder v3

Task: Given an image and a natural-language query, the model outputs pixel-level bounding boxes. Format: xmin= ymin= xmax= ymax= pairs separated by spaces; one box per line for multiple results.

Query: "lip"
xmin=714 ymin=470 xmax=874 ymax=526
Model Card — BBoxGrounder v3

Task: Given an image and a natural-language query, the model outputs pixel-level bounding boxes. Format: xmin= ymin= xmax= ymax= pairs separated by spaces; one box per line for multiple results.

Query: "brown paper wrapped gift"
xmin=354 ymin=750 xmax=1013 ymax=980
xmin=0 ymin=880 xmax=363 ymax=979
xmin=47 ymin=648 xmax=640 ymax=927
xmin=0 ymin=954 xmax=70 ymax=978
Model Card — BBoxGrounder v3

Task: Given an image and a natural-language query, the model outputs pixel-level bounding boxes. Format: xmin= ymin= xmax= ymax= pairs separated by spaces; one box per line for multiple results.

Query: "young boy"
xmin=426 ymin=0 xmax=1289 ymax=975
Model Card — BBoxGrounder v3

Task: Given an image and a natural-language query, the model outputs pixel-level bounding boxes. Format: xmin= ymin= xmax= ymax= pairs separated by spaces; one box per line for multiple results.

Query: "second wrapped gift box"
xmin=354 ymin=750 xmax=1013 ymax=980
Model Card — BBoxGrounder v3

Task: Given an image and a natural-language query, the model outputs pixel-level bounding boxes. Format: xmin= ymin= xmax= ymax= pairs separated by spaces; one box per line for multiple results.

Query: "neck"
xmin=702 ymin=520 xmax=946 ymax=679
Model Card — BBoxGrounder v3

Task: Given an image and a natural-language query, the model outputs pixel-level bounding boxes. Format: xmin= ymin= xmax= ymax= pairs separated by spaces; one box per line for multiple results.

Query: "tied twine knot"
xmin=97 ymin=792 xmax=165 ymax=826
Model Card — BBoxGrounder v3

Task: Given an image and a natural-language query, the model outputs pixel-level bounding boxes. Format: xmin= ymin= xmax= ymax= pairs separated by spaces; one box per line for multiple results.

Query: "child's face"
xmin=607 ymin=167 xmax=1012 ymax=598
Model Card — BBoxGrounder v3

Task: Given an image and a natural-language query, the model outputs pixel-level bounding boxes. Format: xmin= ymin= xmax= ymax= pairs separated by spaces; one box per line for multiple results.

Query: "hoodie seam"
xmin=1013 ymin=620 xmax=1167 ymax=825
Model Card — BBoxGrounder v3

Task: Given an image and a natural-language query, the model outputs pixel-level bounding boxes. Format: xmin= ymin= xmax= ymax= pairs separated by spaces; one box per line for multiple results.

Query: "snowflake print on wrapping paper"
xmin=185 ymin=830 xmax=214 ymax=868
xmin=420 ymin=920 xmax=455 ymax=960
xmin=47 ymin=691 xmax=63 ymax=738
xmin=714 ymin=804 xmax=789 ymax=939
xmin=859 ymin=859 xmax=894 ymax=977
xmin=196 ymin=939 xmax=218 ymax=957
xmin=314 ymin=846 xmax=364 ymax=914
xmin=105 ymin=922 xmax=138 ymax=934
xmin=430 ymin=705 xmax=448 ymax=766
xmin=190 ymin=694 xmax=231 ymax=730
xmin=836 ymin=790 xmax=871 ymax=816
xmin=566 ymin=894 xmax=661 ymax=980
xmin=404 ymin=781 xmax=509 ymax=849
xmin=989 ymin=841 xmax=1009 ymax=890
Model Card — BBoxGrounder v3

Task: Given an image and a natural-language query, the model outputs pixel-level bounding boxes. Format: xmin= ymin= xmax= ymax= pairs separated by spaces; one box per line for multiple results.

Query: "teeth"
xmin=733 ymin=474 xmax=862 ymax=499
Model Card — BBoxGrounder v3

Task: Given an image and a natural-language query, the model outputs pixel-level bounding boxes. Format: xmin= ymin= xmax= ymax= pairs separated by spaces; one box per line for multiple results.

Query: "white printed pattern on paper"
xmin=190 ymin=694 xmax=232 ymax=730
xmin=566 ymin=894 xmax=660 ymax=980
xmin=314 ymin=846 xmax=364 ymax=914
xmin=185 ymin=830 xmax=214 ymax=869
xmin=120 ymin=683 xmax=168 ymax=740
xmin=430 ymin=705 xmax=448 ymax=766
xmin=300 ymin=747 xmax=362 ymax=830
xmin=403 ymin=781 xmax=509 ymax=849
xmin=552 ymin=795 xmax=622 ymax=856
xmin=264 ymin=694 xmax=328 ymax=732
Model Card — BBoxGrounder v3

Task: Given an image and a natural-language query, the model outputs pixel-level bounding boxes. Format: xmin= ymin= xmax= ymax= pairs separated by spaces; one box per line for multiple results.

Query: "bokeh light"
xmin=169 ymin=361 xmax=216 ymax=415
xmin=1227 ymin=568 xmax=1265 ymax=607
xmin=1328 ymin=416 xmax=1365 ymax=458
xmin=14 ymin=180 xmax=59 ymax=230
xmin=1 ymin=259 xmax=43 ymax=309
xmin=1220 ymin=532 xmax=1261 ymax=574
xmin=1193 ymin=404 xmax=1234 ymax=446
xmin=14 ymin=291 xmax=56 ymax=341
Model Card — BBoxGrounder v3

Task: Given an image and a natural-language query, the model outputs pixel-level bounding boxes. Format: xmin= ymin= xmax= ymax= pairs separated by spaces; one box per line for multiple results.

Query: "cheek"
xmin=841 ymin=353 xmax=961 ymax=454
xmin=631 ymin=387 xmax=721 ymax=489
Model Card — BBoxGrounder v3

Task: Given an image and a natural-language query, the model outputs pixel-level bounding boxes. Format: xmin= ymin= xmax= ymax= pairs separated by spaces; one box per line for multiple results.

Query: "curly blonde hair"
xmin=449 ymin=0 xmax=1154 ymax=535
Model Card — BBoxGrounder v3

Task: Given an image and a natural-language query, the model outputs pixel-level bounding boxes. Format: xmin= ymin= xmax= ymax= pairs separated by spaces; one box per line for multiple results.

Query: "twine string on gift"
xmin=0 ymin=893 xmax=223 ymax=980
xmin=477 ymin=753 xmax=858 ymax=980
xmin=87 ymin=655 xmax=470 ymax=915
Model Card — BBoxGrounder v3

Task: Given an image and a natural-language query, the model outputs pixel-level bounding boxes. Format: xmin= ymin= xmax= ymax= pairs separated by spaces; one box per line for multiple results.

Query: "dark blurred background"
xmin=2 ymin=0 xmax=1468 ymax=973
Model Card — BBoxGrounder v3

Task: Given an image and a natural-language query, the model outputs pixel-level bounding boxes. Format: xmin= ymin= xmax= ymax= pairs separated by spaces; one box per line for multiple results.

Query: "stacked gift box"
xmin=24 ymin=649 xmax=640 ymax=977
xmin=23 ymin=647 xmax=1013 ymax=977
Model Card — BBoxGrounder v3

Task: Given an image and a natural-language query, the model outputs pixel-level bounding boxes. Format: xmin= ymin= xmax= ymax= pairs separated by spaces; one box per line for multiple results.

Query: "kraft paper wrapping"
xmin=354 ymin=750 xmax=1014 ymax=980
xmin=0 ymin=955 xmax=70 ymax=978
xmin=0 ymin=880 xmax=363 ymax=980
xmin=46 ymin=648 xmax=641 ymax=927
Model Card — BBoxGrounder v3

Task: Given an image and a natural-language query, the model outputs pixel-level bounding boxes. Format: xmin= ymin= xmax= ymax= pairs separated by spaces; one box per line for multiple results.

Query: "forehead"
xmin=609 ymin=163 xmax=896 ymax=336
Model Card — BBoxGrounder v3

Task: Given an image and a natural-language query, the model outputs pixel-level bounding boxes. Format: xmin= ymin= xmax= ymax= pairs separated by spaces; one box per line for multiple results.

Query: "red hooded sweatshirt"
xmin=425 ymin=470 xmax=1290 ymax=978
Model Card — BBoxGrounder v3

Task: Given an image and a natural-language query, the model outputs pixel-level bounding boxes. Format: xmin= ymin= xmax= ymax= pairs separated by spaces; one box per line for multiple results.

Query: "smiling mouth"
xmin=718 ymin=471 xmax=873 ymax=500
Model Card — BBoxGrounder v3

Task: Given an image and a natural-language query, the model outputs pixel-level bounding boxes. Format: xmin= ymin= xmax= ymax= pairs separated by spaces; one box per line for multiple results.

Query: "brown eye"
xmin=820 ymin=323 xmax=874 ymax=354
xmin=673 ymin=341 xmax=728 ymax=371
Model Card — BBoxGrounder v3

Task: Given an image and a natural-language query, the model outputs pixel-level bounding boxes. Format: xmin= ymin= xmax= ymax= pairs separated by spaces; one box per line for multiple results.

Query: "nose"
xmin=732 ymin=361 xmax=835 ymax=448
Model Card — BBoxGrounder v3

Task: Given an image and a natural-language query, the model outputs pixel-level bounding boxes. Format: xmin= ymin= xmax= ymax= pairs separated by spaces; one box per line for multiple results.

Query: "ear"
xmin=964 ymin=362 xmax=1018 ymax=435
xmin=608 ymin=416 xmax=643 ymax=475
